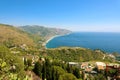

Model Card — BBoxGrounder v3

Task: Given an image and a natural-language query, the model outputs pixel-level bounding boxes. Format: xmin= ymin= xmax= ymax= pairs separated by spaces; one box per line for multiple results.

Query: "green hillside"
xmin=0 ymin=24 xmax=36 ymax=48
xmin=40 ymin=47 xmax=114 ymax=62
xmin=20 ymin=25 xmax=72 ymax=40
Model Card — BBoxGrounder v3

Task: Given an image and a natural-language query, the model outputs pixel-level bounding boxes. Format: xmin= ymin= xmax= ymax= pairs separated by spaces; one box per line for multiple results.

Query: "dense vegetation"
xmin=33 ymin=58 xmax=81 ymax=80
xmin=40 ymin=47 xmax=114 ymax=62
xmin=0 ymin=46 xmax=26 ymax=79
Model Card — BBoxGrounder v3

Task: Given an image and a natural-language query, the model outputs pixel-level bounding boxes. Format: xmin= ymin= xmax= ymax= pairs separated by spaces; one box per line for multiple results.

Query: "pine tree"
xmin=33 ymin=61 xmax=42 ymax=77
xmin=73 ymin=68 xmax=80 ymax=78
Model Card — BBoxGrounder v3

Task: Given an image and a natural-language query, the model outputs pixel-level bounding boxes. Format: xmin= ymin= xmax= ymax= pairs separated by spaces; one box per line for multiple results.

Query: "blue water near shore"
xmin=46 ymin=32 xmax=120 ymax=53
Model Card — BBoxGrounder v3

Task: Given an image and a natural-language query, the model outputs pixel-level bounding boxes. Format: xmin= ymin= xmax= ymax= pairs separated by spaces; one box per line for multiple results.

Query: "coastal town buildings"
xmin=96 ymin=62 xmax=106 ymax=70
xmin=68 ymin=61 xmax=120 ymax=79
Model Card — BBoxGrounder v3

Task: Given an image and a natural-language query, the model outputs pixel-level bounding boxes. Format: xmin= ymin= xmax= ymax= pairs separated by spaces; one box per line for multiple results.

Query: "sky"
xmin=0 ymin=0 xmax=120 ymax=32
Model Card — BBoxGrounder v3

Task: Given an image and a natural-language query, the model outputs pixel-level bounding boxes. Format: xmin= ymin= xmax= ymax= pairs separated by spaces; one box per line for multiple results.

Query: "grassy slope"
xmin=0 ymin=24 xmax=35 ymax=47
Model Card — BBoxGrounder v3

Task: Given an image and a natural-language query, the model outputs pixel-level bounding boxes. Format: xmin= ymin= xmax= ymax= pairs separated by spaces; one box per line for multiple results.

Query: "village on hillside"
xmin=68 ymin=61 xmax=120 ymax=80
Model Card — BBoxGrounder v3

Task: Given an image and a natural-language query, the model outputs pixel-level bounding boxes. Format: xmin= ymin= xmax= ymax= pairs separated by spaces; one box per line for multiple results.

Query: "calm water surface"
xmin=46 ymin=32 xmax=120 ymax=53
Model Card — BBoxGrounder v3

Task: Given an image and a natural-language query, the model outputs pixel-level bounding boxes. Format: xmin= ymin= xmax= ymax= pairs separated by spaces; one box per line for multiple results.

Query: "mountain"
xmin=0 ymin=24 xmax=71 ymax=48
xmin=20 ymin=25 xmax=72 ymax=40
xmin=0 ymin=24 xmax=35 ymax=47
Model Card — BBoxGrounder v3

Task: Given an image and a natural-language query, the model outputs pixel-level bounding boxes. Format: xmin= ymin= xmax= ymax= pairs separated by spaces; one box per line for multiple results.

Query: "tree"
xmin=33 ymin=61 xmax=42 ymax=77
xmin=45 ymin=58 xmax=52 ymax=80
xmin=73 ymin=68 xmax=80 ymax=78
xmin=52 ymin=66 xmax=65 ymax=80
xmin=66 ymin=64 xmax=73 ymax=73
xmin=59 ymin=73 xmax=77 ymax=80
xmin=42 ymin=63 xmax=46 ymax=80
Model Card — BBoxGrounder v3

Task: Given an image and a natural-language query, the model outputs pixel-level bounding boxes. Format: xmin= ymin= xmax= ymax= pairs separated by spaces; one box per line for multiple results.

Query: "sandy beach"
xmin=43 ymin=35 xmax=61 ymax=49
xmin=44 ymin=33 xmax=71 ymax=49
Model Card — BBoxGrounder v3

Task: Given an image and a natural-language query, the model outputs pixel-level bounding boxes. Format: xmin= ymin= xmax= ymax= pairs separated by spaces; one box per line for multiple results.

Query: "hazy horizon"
xmin=0 ymin=0 xmax=120 ymax=32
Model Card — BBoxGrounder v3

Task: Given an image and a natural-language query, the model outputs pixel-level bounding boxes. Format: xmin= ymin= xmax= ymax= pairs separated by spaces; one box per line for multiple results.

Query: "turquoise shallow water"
xmin=46 ymin=32 xmax=120 ymax=53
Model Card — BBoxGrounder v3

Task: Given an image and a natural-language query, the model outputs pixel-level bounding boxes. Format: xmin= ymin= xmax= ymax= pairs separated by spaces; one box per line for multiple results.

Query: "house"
xmin=80 ymin=62 xmax=88 ymax=69
xmin=107 ymin=63 xmax=120 ymax=67
xmin=80 ymin=62 xmax=94 ymax=72
xmin=106 ymin=64 xmax=120 ymax=80
xmin=68 ymin=62 xmax=80 ymax=68
xmin=108 ymin=54 xmax=115 ymax=59
xmin=96 ymin=62 xmax=106 ymax=70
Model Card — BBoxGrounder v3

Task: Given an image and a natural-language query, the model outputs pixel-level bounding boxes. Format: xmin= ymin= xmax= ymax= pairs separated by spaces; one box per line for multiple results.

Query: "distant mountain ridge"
xmin=20 ymin=25 xmax=72 ymax=40
xmin=0 ymin=24 xmax=71 ymax=48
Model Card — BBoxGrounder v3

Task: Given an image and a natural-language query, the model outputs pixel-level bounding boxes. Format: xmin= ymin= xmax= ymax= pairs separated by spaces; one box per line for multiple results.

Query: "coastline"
xmin=44 ymin=33 xmax=72 ymax=49
xmin=44 ymin=35 xmax=63 ymax=49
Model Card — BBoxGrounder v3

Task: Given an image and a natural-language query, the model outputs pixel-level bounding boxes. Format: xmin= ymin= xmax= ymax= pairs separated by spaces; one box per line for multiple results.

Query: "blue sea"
xmin=46 ymin=32 xmax=120 ymax=53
